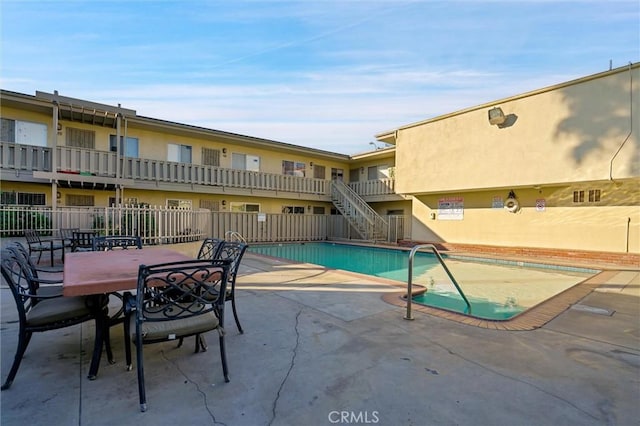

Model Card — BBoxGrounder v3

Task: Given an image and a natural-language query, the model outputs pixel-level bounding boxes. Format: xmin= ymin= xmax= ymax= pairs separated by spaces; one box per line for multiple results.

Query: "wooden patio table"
xmin=63 ymin=248 xmax=193 ymax=379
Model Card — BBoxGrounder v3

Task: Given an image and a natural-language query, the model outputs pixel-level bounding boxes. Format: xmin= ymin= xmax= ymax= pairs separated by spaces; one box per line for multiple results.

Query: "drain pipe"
xmin=626 ymin=217 xmax=631 ymax=253
xmin=609 ymin=62 xmax=634 ymax=181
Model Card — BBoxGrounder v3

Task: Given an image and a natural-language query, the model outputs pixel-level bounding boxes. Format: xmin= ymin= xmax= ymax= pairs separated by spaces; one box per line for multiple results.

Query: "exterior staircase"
xmin=331 ymin=179 xmax=388 ymax=242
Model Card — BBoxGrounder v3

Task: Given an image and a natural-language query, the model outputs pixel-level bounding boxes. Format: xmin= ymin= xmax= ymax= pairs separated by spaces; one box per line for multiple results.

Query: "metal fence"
xmin=0 ymin=205 xmax=409 ymax=244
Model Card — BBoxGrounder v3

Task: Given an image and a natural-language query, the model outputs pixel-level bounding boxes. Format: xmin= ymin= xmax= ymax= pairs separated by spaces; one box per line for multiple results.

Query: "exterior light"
xmin=488 ymin=107 xmax=506 ymax=125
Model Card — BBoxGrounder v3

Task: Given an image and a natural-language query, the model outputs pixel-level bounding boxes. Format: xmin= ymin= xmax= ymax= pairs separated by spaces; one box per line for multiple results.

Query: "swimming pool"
xmin=248 ymin=242 xmax=596 ymax=320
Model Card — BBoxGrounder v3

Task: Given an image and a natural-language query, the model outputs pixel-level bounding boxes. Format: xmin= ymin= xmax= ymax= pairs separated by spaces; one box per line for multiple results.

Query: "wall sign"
xmin=438 ymin=197 xmax=464 ymax=220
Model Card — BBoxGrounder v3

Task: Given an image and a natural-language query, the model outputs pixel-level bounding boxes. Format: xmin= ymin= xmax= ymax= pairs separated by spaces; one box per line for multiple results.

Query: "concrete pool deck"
xmin=1 ymin=241 xmax=639 ymax=425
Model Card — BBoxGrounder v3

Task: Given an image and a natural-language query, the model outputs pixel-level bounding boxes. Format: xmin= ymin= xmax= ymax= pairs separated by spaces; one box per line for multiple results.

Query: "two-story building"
xmin=1 ymin=62 xmax=638 ymax=255
xmin=377 ymin=63 xmax=639 ymax=255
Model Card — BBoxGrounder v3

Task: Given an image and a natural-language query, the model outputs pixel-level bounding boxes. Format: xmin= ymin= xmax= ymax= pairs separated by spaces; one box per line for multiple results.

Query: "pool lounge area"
xmin=1 ymin=240 xmax=639 ymax=425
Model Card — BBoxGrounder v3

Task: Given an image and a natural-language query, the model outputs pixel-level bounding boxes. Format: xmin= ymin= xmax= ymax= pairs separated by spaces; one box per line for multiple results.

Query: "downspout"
xmin=609 ymin=62 xmax=634 ymax=181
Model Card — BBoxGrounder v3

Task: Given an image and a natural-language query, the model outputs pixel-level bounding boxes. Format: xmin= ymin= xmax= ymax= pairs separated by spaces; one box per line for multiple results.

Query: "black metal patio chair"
xmin=123 ymin=259 xmax=232 ymax=412
xmin=23 ymin=229 xmax=65 ymax=266
xmin=215 ymin=241 xmax=249 ymax=334
xmin=92 ymin=235 xmax=143 ymax=323
xmin=196 ymin=237 xmax=225 ymax=260
xmin=6 ymin=242 xmax=63 ymax=298
xmin=59 ymin=227 xmax=80 ymax=252
xmin=93 ymin=235 xmax=143 ymax=251
xmin=70 ymin=230 xmax=98 ymax=252
xmin=0 ymin=248 xmax=111 ymax=390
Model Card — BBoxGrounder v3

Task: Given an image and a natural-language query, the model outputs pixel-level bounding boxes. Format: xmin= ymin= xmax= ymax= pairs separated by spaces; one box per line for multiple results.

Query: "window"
xmin=574 ymin=189 xmax=601 ymax=203
xmin=231 ymin=153 xmax=260 ymax=171
xmin=368 ymin=165 xmax=390 ymax=180
xmin=331 ymin=168 xmax=344 ymax=181
xmin=199 ymin=199 xmax=221 ymax=211
xmin=281 ymin=206 xmax=305 ymax=214
xmin=67 ymin=127 xmax=95 ymax=149
xmin=1 ymin=118 xmax=47 ymax=147
xmin=167 ymin=143 xmax=192 ymax=163
xmin=109 ymin=135 xmax=139 ymax=157
xmin=0 ymin=191 xmax=46 ymax=206
xmin=66 ymin=194 xmax=94 ymax=206
xmin=573 ymin=191 xmax=584 ymax=203
xmin=202 ymin=148 xmax=221 ymax=167
xmin=230 ymin=203 xmax=260 ymax=212
xmin=312 ymin=206 xmax=325 ymax=215
xmin=313 ymin=164 xmax=326 ymax=179
xmin=282 ymin=160 xmax=305 ymax=177
xmin=167 ymin=199 xmax=192 ymax=209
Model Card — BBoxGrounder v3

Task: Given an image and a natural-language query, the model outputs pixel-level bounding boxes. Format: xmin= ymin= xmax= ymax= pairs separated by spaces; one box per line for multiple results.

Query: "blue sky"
xmin=1 ymin=1 xmax=638 ymax=155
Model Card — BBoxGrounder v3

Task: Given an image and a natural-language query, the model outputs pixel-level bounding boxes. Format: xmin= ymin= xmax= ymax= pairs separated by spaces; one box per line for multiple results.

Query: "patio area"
xmin=1 ymin=241 xmax=639 ymax=425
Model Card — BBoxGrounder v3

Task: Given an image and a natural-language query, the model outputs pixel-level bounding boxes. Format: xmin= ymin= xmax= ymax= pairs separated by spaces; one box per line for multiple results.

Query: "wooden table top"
xmin=63 ymin=248 xmax=192 ymax=297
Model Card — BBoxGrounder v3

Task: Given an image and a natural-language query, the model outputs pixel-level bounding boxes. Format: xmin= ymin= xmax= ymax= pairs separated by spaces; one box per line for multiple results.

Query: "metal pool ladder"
xmin=224 ymin=231 xmax=247 ymax=243
xmin=404 ymin=244 xmax=471 ymax=320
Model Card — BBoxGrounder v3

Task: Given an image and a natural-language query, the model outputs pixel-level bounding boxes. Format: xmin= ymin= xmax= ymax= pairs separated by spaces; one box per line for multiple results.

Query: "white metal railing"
xmin=348 ymin=178 xmax=396 ymax=196
xmin=331 ymin=180 xmax=388 ymax=241
xmin=0 ymin=205 xmax=409 ymax=244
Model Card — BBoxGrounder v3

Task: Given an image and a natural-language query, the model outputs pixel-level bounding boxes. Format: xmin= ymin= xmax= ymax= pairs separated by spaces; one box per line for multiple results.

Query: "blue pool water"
xmin=248 ymin=242 xmax=543 ymax=320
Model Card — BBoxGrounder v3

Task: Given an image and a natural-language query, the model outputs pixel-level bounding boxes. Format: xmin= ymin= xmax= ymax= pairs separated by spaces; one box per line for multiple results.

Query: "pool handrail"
xmin=405 ymin=244 xmax=472 ymax=320
xmin=224 ymin=231 xmax=247 ymax=243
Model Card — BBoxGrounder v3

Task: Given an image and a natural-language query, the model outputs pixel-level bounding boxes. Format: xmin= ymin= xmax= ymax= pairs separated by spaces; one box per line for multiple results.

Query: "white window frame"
xmin=1 ymin=118 xmax=48 ymax=147
xmin=166 ymin=199 xmax=192 ymax=209
xmin=167 ymin=143 xmax=192 ymax=163
xmin=230 ymin=202 xmax=260 ymax=213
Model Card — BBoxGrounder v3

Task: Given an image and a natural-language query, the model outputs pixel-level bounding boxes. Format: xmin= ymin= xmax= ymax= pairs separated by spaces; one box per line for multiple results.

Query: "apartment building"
xmin=0 ymin=89 xmax=407 ymax=242
xmin=376 ymin=63 xmax=639 ymax=254
xmin=1 ymin=63 xmax=638 ymax=254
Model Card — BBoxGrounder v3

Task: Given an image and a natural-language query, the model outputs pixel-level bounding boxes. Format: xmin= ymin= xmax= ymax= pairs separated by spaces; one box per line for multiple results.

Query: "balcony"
xmin=1 ymin=144 xmax=398 ymax=202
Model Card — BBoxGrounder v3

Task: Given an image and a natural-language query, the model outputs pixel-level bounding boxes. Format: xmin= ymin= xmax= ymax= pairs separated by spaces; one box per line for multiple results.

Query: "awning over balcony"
xmin=35 ymin=91 xmax=136 ymax=127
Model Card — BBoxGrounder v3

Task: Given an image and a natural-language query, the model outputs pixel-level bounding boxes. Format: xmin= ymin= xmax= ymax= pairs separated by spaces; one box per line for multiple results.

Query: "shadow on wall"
xmin=555 ymin=64 xmax=638 ymax=175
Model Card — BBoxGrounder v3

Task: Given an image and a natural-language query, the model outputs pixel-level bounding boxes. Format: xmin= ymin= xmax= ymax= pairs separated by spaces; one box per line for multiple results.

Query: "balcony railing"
xmin=0 ymin=142 xmax=52 ymax=171
xmin=1 ymin=143 xmax=397 ymax=198
xmin=348 ymin=178 xmax=396 ymax=196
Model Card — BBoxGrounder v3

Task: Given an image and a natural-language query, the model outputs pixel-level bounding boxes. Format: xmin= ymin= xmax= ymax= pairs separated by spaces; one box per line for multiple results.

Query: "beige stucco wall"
xmin=391 ymin=65 xmax=640 ymax=254
xmin=395 ymin=66 xmax=639 ymax=193
xmin=409 ymin=180 xmax=639 ymax=253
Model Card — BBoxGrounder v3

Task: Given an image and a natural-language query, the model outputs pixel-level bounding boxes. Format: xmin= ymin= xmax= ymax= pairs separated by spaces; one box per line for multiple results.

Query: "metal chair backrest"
xmin=1 ymin=248 xmax=41 ymax=312
xmin=136 ymin=259 xmax=231 ymax=323
xmin=60 ymin=227 xmax=80 ymax=242
xmin=6 ymin=243 xmax=42 ymax=289
xmin=71 ymin=231 xmax=97 ymax=252
xmin=197 ymin=238 xmax=225 ymax=260
xmin=216 ymin=241 xmax=248 ymax=282
xmin=93 ymin=235 xmax=143 ymax=251
xmin=24 ymin=229 xmax=42 ymax=244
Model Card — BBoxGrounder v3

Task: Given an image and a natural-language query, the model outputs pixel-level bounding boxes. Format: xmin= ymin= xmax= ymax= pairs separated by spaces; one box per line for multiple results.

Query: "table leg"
xmin=87 ymin=295 xmax=112 ymax=380
xmin=49 ymin=241 xmax=55 ymax=267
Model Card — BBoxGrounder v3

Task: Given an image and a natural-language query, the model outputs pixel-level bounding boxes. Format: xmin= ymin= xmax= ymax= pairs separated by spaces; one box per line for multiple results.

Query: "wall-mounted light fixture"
xmin=221 ymin=200 xmax=226 ymax=206
xmin=57 ymin=123 xmax=63 ymax=131
xmin=309 ymin=162 xmax=313 ymax=167
xmin=222 ymin=148 xmax=227 ymax=154
xmin=488 ymin=107 xmax=506 ymax=126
